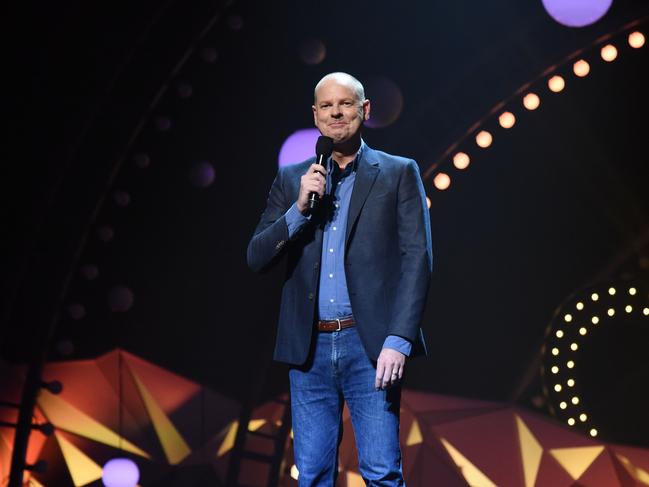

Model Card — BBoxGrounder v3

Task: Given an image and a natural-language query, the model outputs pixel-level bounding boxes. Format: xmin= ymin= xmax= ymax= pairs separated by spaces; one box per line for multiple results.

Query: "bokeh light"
xmin=113 ymin=190 xmax=131 ymax=207
xmin=80 ymin=264 xmax=99 ymax=280
xmin=299 ymin=39 xmax=326 ymax=65
xmin=364 ymin=76 xmax=404 ymax=129
xmin=189 ymin=162 xmax=216 ymax=188
xmin=177 ymin=82 xmax=193 ymax=98
xmin=97 ymin=225 xmax=115 ymax=243
xmin=548 ymin=75 xmax=565 ymax=92
xmin=523 ymin=93 xmax=540 ymax=110
xmin=227 ymin=15 xmax=243 ymax=31
xmin=108 ymin=286 xmax=134 ymax=313
xmin=628 ymin=31 xmax=646 ymax=48
xmin=278 ymin=128 xmax=320 ymax=167
xmin=541 ymin=0 xmax=612 ymax=28
xmin=498 ymin=112 xmax=516 ymax=129
xmin=433 ymin=173 xmax=451 ymax=191
xmin=453 ymin=152 xmax=470 ymax=170
xmin=573 ymin=59 xmax=590 ymax=77
xmin=475 ymin=130 xmax=493 ymax=148
xmin=600 ymin=44 xmax=618 ymax=62
xmin=426 ymin=197 xmax=431 ymax=209
xmin=133 ymin=153 xmax=150 ymax=169
xmin=201 ymin=47 xmax=218 ymax=63
xmin=102 ymin=458 xmax=140 ymax=487
xmin=154 ymin=116 xmax=171 ymax=131
xmin=68 ymin=304 xmax=86 ymax=320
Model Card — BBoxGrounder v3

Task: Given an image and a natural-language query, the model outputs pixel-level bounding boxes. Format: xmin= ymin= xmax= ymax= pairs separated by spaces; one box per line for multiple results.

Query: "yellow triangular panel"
xmin=440 ymin=437 xmax=497 ymax=487
xmin=248 ymin=419 xmax=265 ymax=431
xmin=55 ymin=432 xmax=103 ymax=487
xmin=406 ymin=420 xmax=423 ymax=446
xmin=28 ymin=477 xmax=45 ymax=487
xmin=132 ymin=372 xmax=191 ymax=465
xmin=616 ymin=454 xmax=649 ymax=485
xmin=549 ymin=446 xmax=604 ymax=480
xmin=346 ymin=471 xmax=365 ymax=487
xmin=38 ymin=390 xmax=149 ymax=459
xmin=515 ymin=415 xmax=543 ymax=487
xmin=216 ymin=421 xmax=239 ymax=457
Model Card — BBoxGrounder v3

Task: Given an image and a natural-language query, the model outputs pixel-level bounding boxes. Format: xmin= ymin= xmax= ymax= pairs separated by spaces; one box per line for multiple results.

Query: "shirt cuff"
xmin=383 ymin=335 xmax=412 ymax=356
xmin=285 ymin=203 xmax=310 ymax=239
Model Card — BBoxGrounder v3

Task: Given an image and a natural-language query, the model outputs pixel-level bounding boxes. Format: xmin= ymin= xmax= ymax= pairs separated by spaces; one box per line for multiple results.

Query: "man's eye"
xmin=343 ymin=101 xmax=352 ymax=106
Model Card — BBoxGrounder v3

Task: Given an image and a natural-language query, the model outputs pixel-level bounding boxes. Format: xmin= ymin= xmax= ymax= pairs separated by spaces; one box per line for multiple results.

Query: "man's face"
xmin=312 ymin=80 xmax=370 ymax=145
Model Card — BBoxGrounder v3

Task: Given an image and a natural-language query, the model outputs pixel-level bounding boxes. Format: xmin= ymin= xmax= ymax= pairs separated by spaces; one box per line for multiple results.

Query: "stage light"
xmin=523 ymin=93 xmax=540 ymax=110
xmin=591 ymin=293 xmax=599 ymax=301
xmin=476 ymin=130 xmax=493 ymax=148
xmin=629 ymin=31 xmax=646 ymax=49
xmin=364 ymin=76 xmax=404 ymax=128
xmin=576 ymin=302 xmax=584 ymax=310
xmin=541 ymin=0 xmax=612 ymax=28
xmin=567 ymin=360 xmax=575 ymax=369
xmin=564 ymin=314 xmax=572 ymax=322
xmin=629 ymin=287 xmax=637 ymax=295
xmin=434 ymin=173 xmax=451 ymax=190
xmin=590 ymin=428 xmax=598 ymax=437
xmin=579 ymin=327 xmax=587 ymax=336
xmin=573 ymin=60 xmax=590 ymax=77
xmin=580 ymin=413 xmax=587 ymax=421
xmin=560 ymin=401 xmax=567 ymax=409
xmin=643 ymin=307 xmax=649 ymax=316
xmin=625 ymin=305 xmax=632 ymax=313
xmin=600 ymin=44 xmax=618 ymax=62
xmin=570 ymin=343 xmax=578 ymax=351
xmin=102 ymin=458 xmax=139 ymax=487
xmin=551 ymin=366 xmax=559 ymax=374
xmin=551 ymin=348 xmax=559 ymax=356
xmin=608 ymin=287 xmax=616 ymax=295
xmin=278 ymin=128 xmax=320 ymax=167
xmin=299 ymin=39 xmax=326 ymax=65
xmin=453 ymin=152 xmax=470 ymax=169
xmin=556 ymin=330 xmax=564 ymax=338
xmin=426 ymin=197 xmax=431 ymax=209
xmin=548 ymin=75 xmax=565 ymax=93
xmin=498 ymin=111 xmax=516 ymax=129
xmin=591 ymin=316 xmax=599 ymax=324
xmin=567 ymin=379 xmax=575 ymax=387
xmin=189 ymin=161 xmax=216 ymax=188
xmin=607 ymin=308 xmax=615 ymax=316
xmin=571 ymin=396 xmax=579 ymax=405
xmin=554 ymin=384 xmax=562 ymax=392
xmin=568 ymin=418 xmax=575 ymax=426
xmin=108 ymin=286 xmax=134 ymax=313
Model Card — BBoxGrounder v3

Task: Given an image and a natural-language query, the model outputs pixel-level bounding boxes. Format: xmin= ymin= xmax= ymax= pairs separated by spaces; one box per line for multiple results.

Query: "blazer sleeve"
xmin=246 ymin=167 xmax=292 ymax=273
xmin=388 ymin=159 xmax=433 ymax=341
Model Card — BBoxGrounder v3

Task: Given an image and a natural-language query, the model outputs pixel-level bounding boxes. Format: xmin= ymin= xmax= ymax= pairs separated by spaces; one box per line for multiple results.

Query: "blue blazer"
xmin=247 ymin=145 xmax=432 ymax=365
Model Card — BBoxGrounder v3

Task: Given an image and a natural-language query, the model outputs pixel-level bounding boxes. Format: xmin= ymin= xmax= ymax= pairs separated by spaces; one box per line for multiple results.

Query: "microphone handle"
xmin=308 ymin=153 xmax=326 ymax=210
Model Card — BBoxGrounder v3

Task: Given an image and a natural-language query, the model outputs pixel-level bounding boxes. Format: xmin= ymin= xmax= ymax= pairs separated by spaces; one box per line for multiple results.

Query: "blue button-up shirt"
xmin=285 ymin=142 xmax=411 ymax=356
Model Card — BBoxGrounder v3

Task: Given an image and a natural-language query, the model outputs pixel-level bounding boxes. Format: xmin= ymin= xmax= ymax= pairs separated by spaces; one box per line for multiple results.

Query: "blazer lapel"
xmin=345 ymin=149 xmax=380 ymax=247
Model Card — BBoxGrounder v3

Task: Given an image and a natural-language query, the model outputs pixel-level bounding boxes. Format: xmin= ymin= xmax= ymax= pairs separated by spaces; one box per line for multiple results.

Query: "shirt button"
xmin=330 ymin=298 xmax=334 ymax=303
xmin=335 ymin=203 xmax=339 ymax=208
xmin=329 ymin=248 xmax=333 ymax=253
xmin=333 ymin=226 xmax=337 ymax=231
xmin=308 ymin=292 xmax=314 ymax=301
xmin=329 ymin=273 xmax=333 ymax=278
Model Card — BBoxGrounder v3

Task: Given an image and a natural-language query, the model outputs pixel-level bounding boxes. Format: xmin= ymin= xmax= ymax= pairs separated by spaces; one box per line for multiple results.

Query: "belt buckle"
xmin=335 ymin=318 xmax=341 ymax=332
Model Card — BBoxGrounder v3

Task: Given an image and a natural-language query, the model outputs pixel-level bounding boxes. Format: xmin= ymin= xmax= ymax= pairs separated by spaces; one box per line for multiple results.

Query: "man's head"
xmin=312 ymin=72 xmax=370 ymax=147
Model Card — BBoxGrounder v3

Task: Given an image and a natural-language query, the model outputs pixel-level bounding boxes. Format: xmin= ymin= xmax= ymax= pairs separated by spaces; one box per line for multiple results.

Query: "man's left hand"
xmin=375 ymin=348 xmax=406 ymax=390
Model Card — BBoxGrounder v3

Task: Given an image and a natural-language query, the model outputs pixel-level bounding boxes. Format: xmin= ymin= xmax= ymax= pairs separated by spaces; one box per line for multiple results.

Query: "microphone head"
xmin=315 ymin=136 xmax=334 ymax=157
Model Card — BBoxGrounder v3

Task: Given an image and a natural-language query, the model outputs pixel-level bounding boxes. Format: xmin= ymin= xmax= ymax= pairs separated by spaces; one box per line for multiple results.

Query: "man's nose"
xmin=331 ymin=104 xmax=343 ymax=117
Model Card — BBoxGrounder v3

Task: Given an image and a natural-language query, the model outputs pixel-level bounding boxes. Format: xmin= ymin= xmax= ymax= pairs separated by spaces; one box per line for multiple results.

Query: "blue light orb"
xmin=278 ymin=129 xmax=321 ymax=167
xmin=102 ymin=458 xmax=139 ymax=487
xmin=542 ymin=0 xmax=613 ymax=28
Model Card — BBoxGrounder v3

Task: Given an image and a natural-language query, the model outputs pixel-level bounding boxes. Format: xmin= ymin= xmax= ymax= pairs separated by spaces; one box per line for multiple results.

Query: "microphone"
xmin=309 ymin=136 xmax=334 ymax=210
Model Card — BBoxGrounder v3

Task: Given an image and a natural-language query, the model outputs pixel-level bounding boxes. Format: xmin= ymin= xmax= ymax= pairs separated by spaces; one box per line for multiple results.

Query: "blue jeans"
xmin=289 ymin=327 xmax=404 ymax=487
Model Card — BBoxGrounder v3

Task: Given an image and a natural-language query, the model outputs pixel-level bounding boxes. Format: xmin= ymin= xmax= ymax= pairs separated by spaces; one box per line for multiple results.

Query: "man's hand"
xmin=375 ymin=348 xmax=406 ymax=390
xmin=296 ymin=163 xmax=327 ymax=214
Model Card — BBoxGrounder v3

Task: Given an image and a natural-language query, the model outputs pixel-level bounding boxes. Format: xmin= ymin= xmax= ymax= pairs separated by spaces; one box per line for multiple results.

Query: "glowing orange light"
xmin=498 ymin=112 xmax=516 ymax=129
xmin=434 ymin=173 xmax=451 ymax=191
xmin=548 ymin=75 xmax=565 ymax=93
xmin=426 ymin=196 xmax=431 ymax=209
xmin=573 ymin=59 xmax=590 ymax=77
xmin=453 ymin=152 xmax=470 ymax=170
xmin=523 ymin=93 xmax=540 ymax=110
xmin=475 ymin=130 xmax=493 ymax=148
xmin=600 ymin=44 xmax=618 ymax=62
xmin=629 ymin=31 xmax=645 ymax=49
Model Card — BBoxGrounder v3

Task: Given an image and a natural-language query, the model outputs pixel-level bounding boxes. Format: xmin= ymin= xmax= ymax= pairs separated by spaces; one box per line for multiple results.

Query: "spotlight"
xmin=548 ymin=75 xmax=565 ymax=93
xmin=498 ymin=112 xmax=516 ymax=129
xmin=433 ymin=173 xmax=451 ymax=190
xmin=523 ymin=93 xmax=540 ymax=110
xmin=567 ymin=360 xmax=575 ymax=369
xmin=607 ymin=308 xmax=615 ymax=316
xmin=556 ymin=330 xmax=564 ymax=338
xmin=571 ymin=396 xmax=579 ymax=405
xmin=567 ymin=379 xmax=575 ymax=387
xmin=554 ymin=384 xmax=562 ymax=392
xmin=628 ymin=31 xmax=645 ymax=49
xmin=568 ymin=418 xmax=575 ymax=426
xmin=551 ymin=348 xmax=559 ymax=356
xmin=475 ymin=130 xmax=493 ymax=148
xmin=576 ymin=302 xmax=584 ymax=310
xmin=453 ymin=152 xmax=470 ymax=170
xmin=579 ymin=327 xmax=587 ymax=336
xmin=608 ymin=287 xmax=616 ymax=295
xmin=573 ymin=59 xmax=590 ymax=77
xmin=570 ymin=343 xmax=578 ymax=351
xmin=580 ymin=413 xmax=587 ymax=422
xmin=560 ymin=401 xmax=567 ymax=409
xmin=591 ymin=316 xmax=599 ymax=324
xmin=625 ymin=305 xmax=633 ymax=313
xmin=590 ymin=428 xmax=598 ymax=437
xmin=551 ymin=366 xmax=559 ymax=374
xmin=600 ymin=44 xmax=618 ymax=62
xmin=629 ymin=287 xmax=637 ymax=295
xmin=591 ymin=292 xmax=599 ymax=301
xmin=564 ymin=314 xmax=572 ymax=322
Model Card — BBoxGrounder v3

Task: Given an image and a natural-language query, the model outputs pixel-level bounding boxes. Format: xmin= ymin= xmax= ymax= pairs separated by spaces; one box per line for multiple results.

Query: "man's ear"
xmin=363 ymin=99 xmax=371 ymax=121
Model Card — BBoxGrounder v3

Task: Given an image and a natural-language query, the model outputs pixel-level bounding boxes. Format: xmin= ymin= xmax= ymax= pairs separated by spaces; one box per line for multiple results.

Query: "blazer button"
xmin=275 ymin=240 xmax=286 ymax=250
xmin=308 ymin=292 xmax=314 ymax=301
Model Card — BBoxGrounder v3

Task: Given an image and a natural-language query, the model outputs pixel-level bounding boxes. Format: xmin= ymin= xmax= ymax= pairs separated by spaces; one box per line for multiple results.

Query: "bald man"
xmin=248 ymin=72 xmax=432 ymax=486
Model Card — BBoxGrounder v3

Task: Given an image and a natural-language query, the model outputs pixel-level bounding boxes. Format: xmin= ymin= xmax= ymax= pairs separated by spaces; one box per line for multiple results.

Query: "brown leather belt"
xmin=317 ymin=317 xmax=355 ymax=332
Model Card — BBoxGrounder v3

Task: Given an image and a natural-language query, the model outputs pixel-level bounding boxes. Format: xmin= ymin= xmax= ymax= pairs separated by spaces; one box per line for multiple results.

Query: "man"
xmin=247 ymin=72 xmax=432 ymax=486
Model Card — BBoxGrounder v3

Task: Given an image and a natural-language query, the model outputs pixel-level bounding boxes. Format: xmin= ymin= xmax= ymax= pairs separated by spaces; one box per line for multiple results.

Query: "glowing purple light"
xmin=542 ymin=0 xmax=612 ymax=27
xmin=113 ymin=190 xmax=131 ymax=207
xmin=189 ymin=162 xmax=216 ymax=188
xmin=299 ymin=39 xmax=326 ymax=65
xmin=133 ymin=153 xmax=150 ymax=168
xmin=201 ymin=48 xmax=218 ymax=63
xmin=278 ymin=129 xmax=320 ymax=167
xmin=102 ymin=458 xmax=139 ymax=487
xmin=80 ymin=264 xmax=99 ymax=280
xmin=155 ymin=117 xmax=171 ymax=131
xmin=365 ymin=76 xmax=403 ymax=129
xmin=97 ymin=225 xmax=115 ymax=243
xmin=68 ymin=304 xmax=86 ymax=320
xmin=108 ymin=286 xmax=134 ymax=313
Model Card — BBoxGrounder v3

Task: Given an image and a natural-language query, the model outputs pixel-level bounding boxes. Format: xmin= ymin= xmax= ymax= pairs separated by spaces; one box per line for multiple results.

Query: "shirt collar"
xmin=330 ymin=139 xmax=365 ymax=176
